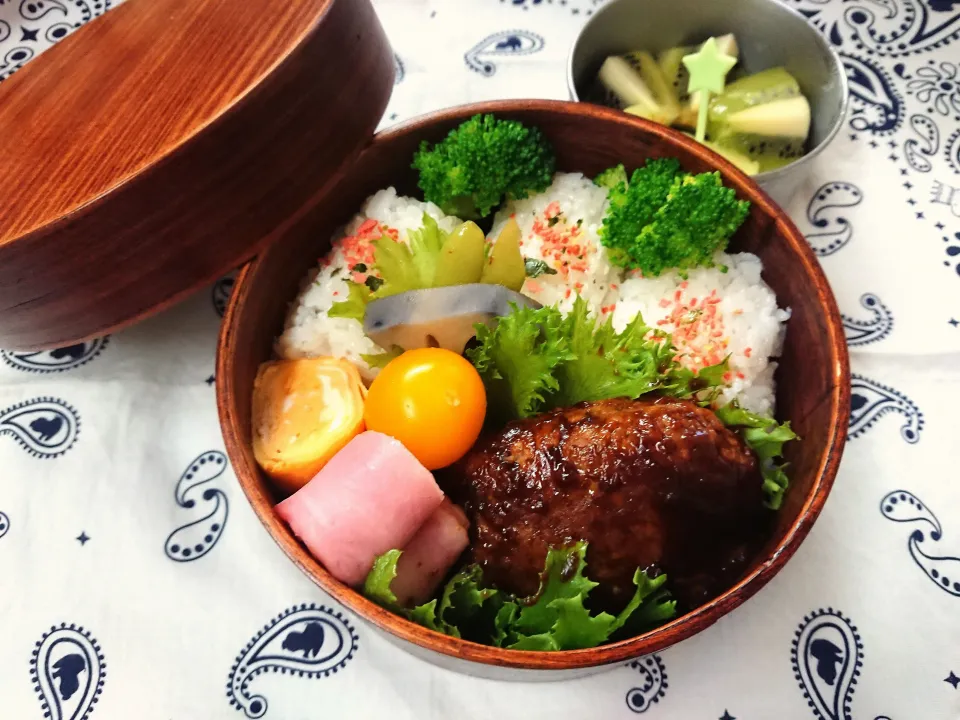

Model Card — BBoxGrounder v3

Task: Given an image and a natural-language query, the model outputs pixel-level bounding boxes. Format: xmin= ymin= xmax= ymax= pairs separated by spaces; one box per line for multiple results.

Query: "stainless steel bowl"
xmin=567 ymin=0 xmax=849 ymax=207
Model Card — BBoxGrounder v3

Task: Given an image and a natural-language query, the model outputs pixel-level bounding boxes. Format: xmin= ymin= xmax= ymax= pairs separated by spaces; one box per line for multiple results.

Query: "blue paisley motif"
xmin=163 ymin=451 xmax=229 ymax=562
xmin=842 ymin=294 xmax=894 ymax=345
xmin=30 ymin=623 xmax=106 ymax=720
xmin=0 ymin=510 xmax=9 ymax=539
xmin=625 ymin=655 xmax=667 ymax=713
xmin=898 ymin=59 xmax=960 ymax=119
xmin=0 ymin=397 xmax=80 ymax=458
xmin=393 ymin=53 xmax=404 ymax=84
xmin=0 ymin=0 xmax=112 ymax=82
xmin=881 ymin=490 xmax=960 ymax=597
xmin=849 ymin=374 xmax=923 ymax=443
xmin=18 ymin=0 xmax=69 ymax=21
xmin=1 ymin=337 xmax=109 ymax=373
xmin=902 ymin=113 xmax=940 ymax=172
xmin=793 ymin=609 xmax=876 ymax=720
xmin=789 ymin=0 xmax=960 ymax=56
xmin=944 ymin=230 xmax=960 ymax=276
xmin=945 ymin=128 xmax=960 ymax=174
xmin=226 ymin=604 xmax=358 ymax=718
xmin=0 ymin=44 xmax=34 ymax=79
xmin=212 ymin=275 xmax=235 ymax=318
xmin=502 ymin=0 xmax=606 ymax=15
xmin=464 ymin=30 xmax=545 ymax=77
xmin=842 ymin=53 xmax=903 ymax=135
xmin=805 ymin=181 xmax=864 ymax=256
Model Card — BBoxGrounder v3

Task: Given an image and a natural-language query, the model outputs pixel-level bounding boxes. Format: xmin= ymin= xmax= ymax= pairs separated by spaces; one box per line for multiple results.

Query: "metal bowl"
xmin=567 ymin=0 xmax=849 ymax=207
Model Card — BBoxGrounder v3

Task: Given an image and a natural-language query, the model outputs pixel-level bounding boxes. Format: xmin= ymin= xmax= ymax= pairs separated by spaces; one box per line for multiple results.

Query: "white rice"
xmin=276 ymin=179 xmax=790 ymax=415
xmin=612 ymin=251 xmax=790 ymax=416
xmin=489 ymin=172 xmax=621 ymax=316
xmin=276 ymin=188 xmax=463 ymax=382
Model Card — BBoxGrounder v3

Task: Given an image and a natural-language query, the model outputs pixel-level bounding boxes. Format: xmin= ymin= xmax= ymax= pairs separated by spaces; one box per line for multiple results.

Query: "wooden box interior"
xmin=217 ymin=101 xmax=849 ymax=671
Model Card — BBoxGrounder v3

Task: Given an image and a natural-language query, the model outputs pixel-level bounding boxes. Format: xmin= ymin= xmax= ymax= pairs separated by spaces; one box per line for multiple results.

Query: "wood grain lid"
xmin=0 ymin=0 xmax=394 ymax=350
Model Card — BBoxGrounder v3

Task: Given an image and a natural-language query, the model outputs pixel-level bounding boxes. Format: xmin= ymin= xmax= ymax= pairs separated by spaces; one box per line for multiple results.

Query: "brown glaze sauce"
xmin=440 ymin=396 xmax=773 ymax=614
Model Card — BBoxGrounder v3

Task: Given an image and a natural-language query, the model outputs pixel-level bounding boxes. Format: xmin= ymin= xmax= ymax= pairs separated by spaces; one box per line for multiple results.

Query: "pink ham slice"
xmin=276 ymin=430 xmax=444 ymax=587
xmin=392 ymin=498 xmax=470 ymax=607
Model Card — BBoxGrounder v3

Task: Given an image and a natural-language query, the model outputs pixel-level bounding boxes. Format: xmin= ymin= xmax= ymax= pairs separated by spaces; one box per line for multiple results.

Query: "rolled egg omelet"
xmin=252 ymin=357 xmax=366 ymax=494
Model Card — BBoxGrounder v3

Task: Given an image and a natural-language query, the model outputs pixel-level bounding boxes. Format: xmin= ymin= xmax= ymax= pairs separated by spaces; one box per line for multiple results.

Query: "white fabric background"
xmin=1 ymin=1 xmax=959 ymax=718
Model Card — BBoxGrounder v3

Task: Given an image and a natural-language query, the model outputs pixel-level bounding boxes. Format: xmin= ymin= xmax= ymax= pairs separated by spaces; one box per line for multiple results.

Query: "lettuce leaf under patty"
xmin=715 ymin=403 xmax=798 ymax=510
xmin=362 ymin=542 xmax=676 ymax=651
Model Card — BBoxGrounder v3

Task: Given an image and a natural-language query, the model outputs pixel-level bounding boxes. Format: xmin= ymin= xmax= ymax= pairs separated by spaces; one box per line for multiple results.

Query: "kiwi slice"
xmin=598 ymin=56 xmax=678 ymax=125
xmin=709 ymin=128 xmax=806 ymax=173
xmin=681 ymin=132 xmax=761 ymax=175
xmin=705 ymin=67 xmax=810 ymax=172
xmin=657 ymin=45 xmax=696 ymax=103
xmin=622 ymin=51 xmax=680 ymax=123
xmin=708 ymin=67 xmax=802 ymax=124
xmin=726 ymin=95 xmax=811 ymax=139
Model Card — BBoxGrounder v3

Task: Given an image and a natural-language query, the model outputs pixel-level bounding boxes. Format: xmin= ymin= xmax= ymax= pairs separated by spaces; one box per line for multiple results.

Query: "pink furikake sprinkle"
xmin=333 ymin=219 xmax=399 ymax=282
xmin=529 ymin=203 xmax=592 ymax=279
xmin=655 ymin=286 xmax=733 ymax=374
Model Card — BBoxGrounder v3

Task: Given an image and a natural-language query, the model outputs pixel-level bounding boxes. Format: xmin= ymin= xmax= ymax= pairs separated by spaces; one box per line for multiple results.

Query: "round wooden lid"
xmin=0 ymin=0 xmax=394 ymax=350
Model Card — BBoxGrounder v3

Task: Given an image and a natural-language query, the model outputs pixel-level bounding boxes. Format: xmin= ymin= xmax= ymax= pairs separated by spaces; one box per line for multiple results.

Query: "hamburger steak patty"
xmin=442 ymin=396 xmax=769 ymax=613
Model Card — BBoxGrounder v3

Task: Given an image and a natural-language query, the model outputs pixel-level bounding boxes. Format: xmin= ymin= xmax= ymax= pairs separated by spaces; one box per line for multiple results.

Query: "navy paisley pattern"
xmin=805 ymin=181 xmax=864 ymax=256
xmin=791 ymin=609 xmax=892 ymax=720
xmin=881 ymin=490 xmax=960 ymax=597
xmin=624 ymin=655 xmax=667 ymax=713
xmin=843 ymin=52 xmax=904 ymax=135
xmin=903 ymin=113 xmax=940 ymax=172
xmin=1 ymin=338 xmax=109 ymax=373
xmin=0 ymin=0 xmax=957 ymax=715
xmin=393 ymin=53 xmax=405 ymax=84
xmin=30 ymin=623 xmax=106 ymax=720
xmin=212 ymin=275 xmax=235 ymax=318
xmin=849 ymin=374 xmax=923 ymax=442
xmin=226 ymin=604 xmax=358 ymax=718
xmin=163 ymin=451 xmax=229 ymax=562
xmin=500 ymin=0 xmax=608 ymax=15
xmin=793 ymin=609 xmax=862 ymax=720
xmin=464 ymin=30 xmax=545 ymax=76
xmin=0 ymin=0 xmax=114 ymax=81
xmin=0 ymin=397 xmax=80 ymax=458
xmin=841 ymin=294 xmax=894 ymax=345
xmin=789 ymin=0 xmax=960 ymax=56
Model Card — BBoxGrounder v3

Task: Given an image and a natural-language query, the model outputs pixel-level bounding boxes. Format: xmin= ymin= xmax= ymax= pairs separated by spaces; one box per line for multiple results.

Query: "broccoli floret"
xmin=594 ymin=164 xmax=628 ymax=190
xmin=634 ymin=172 xmax=750 ymax=276
xmin=598 ymin=159 xmax=749 ymax=276
xmin=411 ymin=114 xmax=556 ymax=220
xmin=598 ymin=158 xmax=683 ymax=269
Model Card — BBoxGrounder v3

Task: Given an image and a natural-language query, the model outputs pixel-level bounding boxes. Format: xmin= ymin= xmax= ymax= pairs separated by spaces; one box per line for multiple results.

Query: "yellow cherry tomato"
xmin=364 ymin=347 xmax=486 ymax=470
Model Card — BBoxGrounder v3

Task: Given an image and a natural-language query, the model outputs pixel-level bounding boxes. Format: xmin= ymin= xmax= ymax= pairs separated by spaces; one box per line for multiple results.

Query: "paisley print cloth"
xmin=0 ymin=0 xmax=958 ymax=718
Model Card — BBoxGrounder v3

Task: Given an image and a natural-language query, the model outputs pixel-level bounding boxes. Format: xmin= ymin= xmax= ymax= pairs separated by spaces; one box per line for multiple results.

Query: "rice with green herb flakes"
xmin=277 ymin=181 xmax=788 ymax=416
xmin=490 ymin=172 xmax=620 ymax=316
xmin=612 ymin=251 xmax=789 ymax=416
xmin=276 ymin=188 xmax=463 ymax=381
